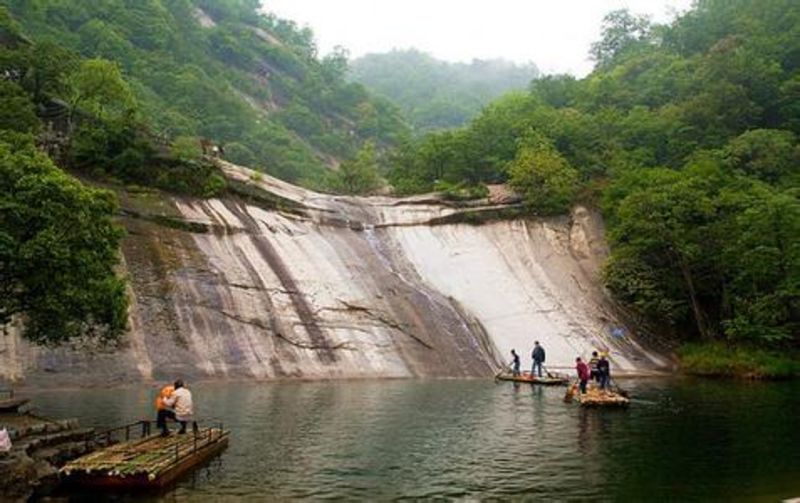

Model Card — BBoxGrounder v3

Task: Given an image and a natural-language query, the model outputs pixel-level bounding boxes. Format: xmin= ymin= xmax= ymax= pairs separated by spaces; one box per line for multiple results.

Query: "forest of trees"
xmin=351 ymin=49 xmax=539 ymax=133
xmin=387 ymin=0 xmax=799 ymax=357
xmin=3 ymin=0 xmax=409 ymax=184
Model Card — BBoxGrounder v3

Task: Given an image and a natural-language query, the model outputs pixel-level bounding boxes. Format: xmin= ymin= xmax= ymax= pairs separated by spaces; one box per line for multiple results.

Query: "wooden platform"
xmin=60 ymin=426 xmax=229 ymax=490
xmin=496 ymin=372 xmax=569 ymax=386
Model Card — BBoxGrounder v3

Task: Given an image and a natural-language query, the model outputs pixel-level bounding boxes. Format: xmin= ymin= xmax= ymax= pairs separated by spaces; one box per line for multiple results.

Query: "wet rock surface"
xmin=0 ymin=162 xmax=668 ymax=386
xmin=0 ymin=407 xmax=96 ymax=502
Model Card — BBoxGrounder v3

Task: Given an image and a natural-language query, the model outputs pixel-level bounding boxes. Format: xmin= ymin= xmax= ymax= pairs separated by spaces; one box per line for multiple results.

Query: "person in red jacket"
xmin=575 ymin=357 xmax=590 ymax=394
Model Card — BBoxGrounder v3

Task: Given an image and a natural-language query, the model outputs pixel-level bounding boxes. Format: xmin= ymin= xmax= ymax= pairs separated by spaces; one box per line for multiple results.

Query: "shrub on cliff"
xmin=323 ymin=141 xmax=384 ymax=195
xmin=507 ymin=133 xmax=579 ymax=215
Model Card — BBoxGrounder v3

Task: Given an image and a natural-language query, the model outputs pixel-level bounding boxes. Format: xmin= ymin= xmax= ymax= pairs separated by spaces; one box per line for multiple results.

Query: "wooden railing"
xmin=86 ymin=419 xmax=226 ymax=461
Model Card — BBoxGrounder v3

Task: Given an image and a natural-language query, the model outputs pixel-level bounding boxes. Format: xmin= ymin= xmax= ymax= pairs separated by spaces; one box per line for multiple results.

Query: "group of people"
xmin=155 ymin=379 xmax=198 ymax=437
xmin=510 ymin=340 xmax=547 ymax=377
xmin=508 ymin=343 xmax=613 ymax=393
xmin=575 ymin=351 xmax=612 ymax=394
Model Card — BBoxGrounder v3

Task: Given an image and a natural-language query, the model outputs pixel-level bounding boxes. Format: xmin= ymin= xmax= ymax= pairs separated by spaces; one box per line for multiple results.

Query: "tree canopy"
xmin=0 ymin=133 xmax=128 ymax=344
xmin=4 ymin=0 xmax=410 ymax=184
xmin=387 ymin=0 xmax=800 ymax=348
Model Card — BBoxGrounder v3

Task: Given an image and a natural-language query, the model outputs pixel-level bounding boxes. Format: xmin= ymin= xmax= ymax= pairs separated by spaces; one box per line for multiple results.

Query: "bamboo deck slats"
xmin=61 ymin=426 xmax=229 ymax=488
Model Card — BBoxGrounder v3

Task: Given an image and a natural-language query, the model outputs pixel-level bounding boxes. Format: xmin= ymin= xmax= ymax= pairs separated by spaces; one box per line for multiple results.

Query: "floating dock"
xmin=61 ymin=422 xmax=229 ymax=490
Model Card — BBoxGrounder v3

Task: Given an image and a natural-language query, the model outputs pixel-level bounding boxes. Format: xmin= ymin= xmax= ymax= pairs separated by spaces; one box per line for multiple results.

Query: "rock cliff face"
xmin=0 ymin=162 xmax=667 ymax=386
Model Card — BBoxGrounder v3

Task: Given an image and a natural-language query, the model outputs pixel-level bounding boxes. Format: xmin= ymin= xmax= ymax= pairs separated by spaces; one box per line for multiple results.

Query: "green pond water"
xmin=27 ymin=378 xmax=800 ymax=501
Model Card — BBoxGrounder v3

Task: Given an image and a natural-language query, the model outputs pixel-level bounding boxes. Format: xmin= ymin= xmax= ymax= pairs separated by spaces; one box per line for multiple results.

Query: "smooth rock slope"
xmin=0 ymin=162 xmax=667 ymax=385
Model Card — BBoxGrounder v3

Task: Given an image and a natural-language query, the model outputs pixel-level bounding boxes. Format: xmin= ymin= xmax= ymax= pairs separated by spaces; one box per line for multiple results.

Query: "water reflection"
xmin=27 ymin=379 xmax=800 ymax=501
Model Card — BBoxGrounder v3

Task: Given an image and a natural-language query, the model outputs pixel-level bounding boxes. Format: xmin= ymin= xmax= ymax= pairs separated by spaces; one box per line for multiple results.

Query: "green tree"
xmin=720 ymin=186 xmax=799 ymax=344
xmin=328 ymin=141 xmax=383 ymax=195
xmin=63 ymin=58 xmax=135 ymax=128
xmin=26 ymin=40 xmax=79 ymax=102
xmin=223 ymin=142 xmax=257 ymax=167
xmin=0 ymin=133 xmax=127 ymax=344
xmin=0 ymin=80 xmax=39 ymax=133
xmin=604 ymin=165 xmax=721 ymax=339
xmin=171 ymin=135 xmax=202 ymax=162
xmin=0 ymin=5 xmax=25 ymax=47
xmin=590 ymin=9 xmax=652 ymax=68
xmin=723 ymin=129 xmax=798 ymax=185
xmin=507 ymin=133 xmax=579 ymax=215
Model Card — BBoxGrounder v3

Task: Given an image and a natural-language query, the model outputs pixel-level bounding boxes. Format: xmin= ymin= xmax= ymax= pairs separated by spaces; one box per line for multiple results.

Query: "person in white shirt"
xmin=162 ymin=379 xmax=198 ymax=435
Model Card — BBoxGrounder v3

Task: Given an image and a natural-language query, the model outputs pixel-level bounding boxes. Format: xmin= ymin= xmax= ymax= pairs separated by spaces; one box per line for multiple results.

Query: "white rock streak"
xmin=1 ymin=162 xmax=666 ymax=386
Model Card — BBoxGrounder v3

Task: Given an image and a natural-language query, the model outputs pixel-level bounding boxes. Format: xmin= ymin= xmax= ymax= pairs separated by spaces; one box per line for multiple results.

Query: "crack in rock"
xmin=313 ymin=300 xmax=435 ymax=350
xmin=204 ymin=305 xmax=355 ymax=351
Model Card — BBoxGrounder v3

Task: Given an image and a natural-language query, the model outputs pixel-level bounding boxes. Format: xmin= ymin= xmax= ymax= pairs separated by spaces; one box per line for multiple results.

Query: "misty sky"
xmin=263 ymin=0 xmax=694 ymax=77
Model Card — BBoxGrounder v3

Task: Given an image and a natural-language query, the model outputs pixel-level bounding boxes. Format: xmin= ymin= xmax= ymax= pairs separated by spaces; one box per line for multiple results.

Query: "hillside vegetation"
xmin=0 ymin=0 xmax=410 ymax=345
xmin=3 ymin=0 xmax=409 ymax=183
xmin=387 ymin=0 xmax=799 ymax=363
xmin=351 ymin=49 xmax=539 ymax=132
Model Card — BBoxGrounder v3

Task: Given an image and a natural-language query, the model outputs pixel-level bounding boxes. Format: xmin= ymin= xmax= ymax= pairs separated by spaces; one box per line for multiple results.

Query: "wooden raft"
xmin=578 ymin=388 xmax=629 ymax=407
xmin=565 ymin=385 xmax=630 ymax=407
xmin=496 ymin=372 xmax=569 ymax=386
xmin=61 ymin=425 xmax=229 ymax=490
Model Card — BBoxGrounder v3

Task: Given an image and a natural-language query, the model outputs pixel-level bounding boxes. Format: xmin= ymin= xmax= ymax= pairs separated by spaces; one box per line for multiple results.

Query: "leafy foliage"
xmin=388 ymin=1 xmax=800 ymax=349
xmin=0 ymin=133 xmax=127 ymax=344
xmin=0 ymin=80 xmax=39 ymax=133
xmin=507 ymin=134 xmax=579 ymax=215
xmin=5 ymin=0 xmax=410 ymax=183
xmin=323 ymin=141 xmax=383 ymax=195
xmin=63 ymin=58 xmax=135 ymax=125
xmin=679 ymin=342 xmax=799 ymax=379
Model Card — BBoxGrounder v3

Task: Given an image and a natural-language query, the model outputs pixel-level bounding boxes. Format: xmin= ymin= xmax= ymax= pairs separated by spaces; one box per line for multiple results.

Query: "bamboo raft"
xmin=565 ymin=384 xmax=630 ymax=407
xmin=496 ymin=371 xmax=570 ymax=386
xmin=60 ymin=421 xmax=229 ymax=490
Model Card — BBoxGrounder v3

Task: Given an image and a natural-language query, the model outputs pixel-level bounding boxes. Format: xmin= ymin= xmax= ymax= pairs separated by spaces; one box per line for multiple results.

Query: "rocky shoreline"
xmin=0 ymin=398 xmax=103 ymax=502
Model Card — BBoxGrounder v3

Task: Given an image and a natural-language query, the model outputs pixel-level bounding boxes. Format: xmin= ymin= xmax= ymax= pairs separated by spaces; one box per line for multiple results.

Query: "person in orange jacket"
xmin=155 ymin=384 xmax=176 ymax=437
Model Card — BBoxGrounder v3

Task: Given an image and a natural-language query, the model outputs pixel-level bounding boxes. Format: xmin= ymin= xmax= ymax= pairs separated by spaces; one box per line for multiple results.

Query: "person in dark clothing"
xmin=597 ymin=355 xmax=611 ymax=390
xmin=589 ymin=351 xmax=600 ymax=382
xmin=511 ymin=349 xmax=521 ymax=376
xmin=155 ymin=384 xmax=176 ymax=437
xmin=531 ymin=341 xmax=546 ymax=378
xmin=575 ymin=357 xmax=590 ymax=394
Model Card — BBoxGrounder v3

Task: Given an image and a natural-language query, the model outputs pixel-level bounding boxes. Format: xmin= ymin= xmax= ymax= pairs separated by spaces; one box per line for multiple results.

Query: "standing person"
xmin=531 ymin=341 xmax=546 ymax=378
xmin=589 ymin=351 xmax=600 ymax=382
xmin=597 ymin=354 xmax=611 ymax=390
xmin=575 ymin=357 xmax=590 ymax=394
xmin=155 ymin=383 xmax=176 ymax=437
xmin=510 ymin=349 xmax=521 ymax=376
xmin=163 ymin=380 xmax=198 ymax=435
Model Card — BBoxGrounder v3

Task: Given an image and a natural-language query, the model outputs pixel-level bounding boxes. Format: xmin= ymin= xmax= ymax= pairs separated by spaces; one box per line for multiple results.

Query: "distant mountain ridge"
xmin=350 ymin=48 xmax=539 ymax=132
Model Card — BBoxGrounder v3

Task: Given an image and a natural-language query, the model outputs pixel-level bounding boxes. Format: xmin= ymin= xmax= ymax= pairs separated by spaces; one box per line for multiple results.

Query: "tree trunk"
xmin=679 ymin=257 xmax=711 ymax=340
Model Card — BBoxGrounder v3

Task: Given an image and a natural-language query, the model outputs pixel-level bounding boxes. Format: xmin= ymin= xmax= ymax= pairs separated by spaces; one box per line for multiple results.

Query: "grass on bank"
xmin=679 ymin=343 xmax=800 ymax=380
